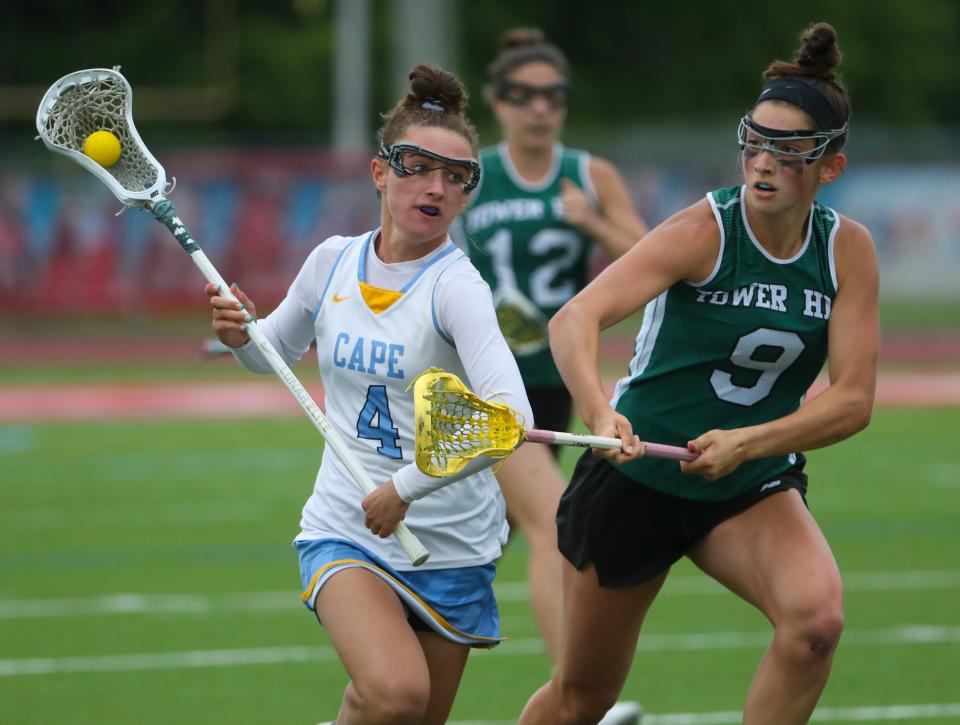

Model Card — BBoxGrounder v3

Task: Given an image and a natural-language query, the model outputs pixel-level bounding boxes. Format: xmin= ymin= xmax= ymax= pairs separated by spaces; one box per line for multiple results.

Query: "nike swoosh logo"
xmin=760 ymin=480 xmax=781 ymax=492
xmin=332 ymin=294 xmax=350 ymax=302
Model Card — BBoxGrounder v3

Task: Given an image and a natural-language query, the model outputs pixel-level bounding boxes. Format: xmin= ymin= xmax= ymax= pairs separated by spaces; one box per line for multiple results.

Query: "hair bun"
xmin=757 ymin=21 xmax=850 ymax=145
xmin=762 ymin=21 xmax=843 ymax=84
xmin=500 ymin=28 xmax=545 ymax=50
xmin=797 ymin=22 xmax=841 ymax=72
xmin=407 ymin=64 xmax=467 ymax=115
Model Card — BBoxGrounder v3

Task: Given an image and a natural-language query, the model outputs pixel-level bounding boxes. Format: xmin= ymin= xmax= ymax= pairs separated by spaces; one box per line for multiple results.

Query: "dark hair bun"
xmin=500 ymin=27 xmax=545 ymax=50
xmin=406 ymin=64 xmax=467 ymax=115
xmin=763 ymin=21 xmax=843 ymax=83
xmin=797 ymin=22 xmax=842 ymax=73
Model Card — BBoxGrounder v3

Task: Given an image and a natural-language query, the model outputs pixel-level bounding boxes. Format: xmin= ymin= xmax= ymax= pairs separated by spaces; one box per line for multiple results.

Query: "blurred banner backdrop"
xmin=2 ymin=0 xmax=958 ymax=313
xmin=2 ymin=156 xmax=957 ymax=312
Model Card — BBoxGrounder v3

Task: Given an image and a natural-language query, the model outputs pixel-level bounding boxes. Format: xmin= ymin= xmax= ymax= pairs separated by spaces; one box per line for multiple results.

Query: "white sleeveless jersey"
xmin=300 ymin=232 xmax=508 ymax=570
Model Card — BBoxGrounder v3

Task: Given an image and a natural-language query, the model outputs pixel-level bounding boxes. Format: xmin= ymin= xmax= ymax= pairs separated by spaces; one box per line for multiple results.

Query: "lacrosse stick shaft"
xmin=150 ymin=200 xmax=430 ymax=566
xmin=524 ymin=428 xmax=697 ymax=462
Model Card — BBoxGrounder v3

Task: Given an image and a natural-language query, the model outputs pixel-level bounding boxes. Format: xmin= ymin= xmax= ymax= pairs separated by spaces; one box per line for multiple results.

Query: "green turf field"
xmin=1 ymin=405 xmax=959 ymax=724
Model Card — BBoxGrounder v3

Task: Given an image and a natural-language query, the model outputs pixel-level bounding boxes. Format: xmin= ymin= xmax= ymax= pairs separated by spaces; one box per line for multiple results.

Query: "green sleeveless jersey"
xmin=463 ymin=143 xmax=595 ymax=387
xmin=612 ymin=185 xmax=839 ymax=501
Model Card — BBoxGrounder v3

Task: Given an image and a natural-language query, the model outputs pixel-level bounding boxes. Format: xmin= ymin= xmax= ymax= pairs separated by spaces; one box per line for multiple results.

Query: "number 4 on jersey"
xmin=357 ymin=385 xmax=402 ymax=459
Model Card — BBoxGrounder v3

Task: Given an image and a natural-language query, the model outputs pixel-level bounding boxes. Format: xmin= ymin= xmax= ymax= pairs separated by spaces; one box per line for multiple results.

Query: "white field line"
xmin=2 ymin=624 xmax=959 ymax=678
xmin=2 ymin=569 xmax=959 ymax=620
xmin=2 ymin=500 xmax=274 ymax=528
xmin=0 ymin=591 xmax=298 ymax=619
xmin=450 ymin=703 xmax=960 ymax=725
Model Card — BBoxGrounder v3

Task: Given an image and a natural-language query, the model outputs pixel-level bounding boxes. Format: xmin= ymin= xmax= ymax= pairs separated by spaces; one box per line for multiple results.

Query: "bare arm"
xmin=561 ymin=156 xmax=649 ymax=259
xmin=549 ymin=200 xmax=719 ymax=461
xmin=681 ymin=217 xmax=879 ymax=479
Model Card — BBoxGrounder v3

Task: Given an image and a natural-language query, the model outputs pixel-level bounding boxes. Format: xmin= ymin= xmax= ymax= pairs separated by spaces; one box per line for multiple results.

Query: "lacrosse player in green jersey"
xmin=461 ymin=32 xmax=647 ymax=721
xmin=520 ymin=23 xmax=879 ymax=725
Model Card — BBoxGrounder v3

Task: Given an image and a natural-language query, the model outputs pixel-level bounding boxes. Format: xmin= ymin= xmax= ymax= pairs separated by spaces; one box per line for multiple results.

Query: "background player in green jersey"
xmin=463 ymin=28 xmax=648 ymax=693
xmin=519 ymin=23 xmax=879 ymax=725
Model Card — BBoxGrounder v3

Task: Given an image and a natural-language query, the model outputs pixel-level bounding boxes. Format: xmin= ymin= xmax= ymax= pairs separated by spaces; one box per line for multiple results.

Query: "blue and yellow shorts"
xmin=295 ymin=538 xmax=503 ymax=648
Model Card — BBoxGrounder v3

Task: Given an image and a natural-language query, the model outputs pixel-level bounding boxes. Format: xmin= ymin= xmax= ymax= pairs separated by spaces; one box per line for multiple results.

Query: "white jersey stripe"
xmin=695 ymin=190 xmax=728 ymax=288
xmin=825 ymin=205 xmax=841 ymax=294
xmin=312 ymin=233 xmax=364 ymax=321
xmin=611 ymin=291 xmax=667 ymax=407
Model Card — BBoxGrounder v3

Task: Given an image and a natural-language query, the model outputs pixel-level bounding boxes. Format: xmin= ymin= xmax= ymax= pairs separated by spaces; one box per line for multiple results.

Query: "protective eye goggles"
xmin=495 ymin=79 xmax=569 ymax=109
xmin=737 ymin=115 xmax=847 ymax=165
xmin=378 ymin=142 xmax=481 ymax=193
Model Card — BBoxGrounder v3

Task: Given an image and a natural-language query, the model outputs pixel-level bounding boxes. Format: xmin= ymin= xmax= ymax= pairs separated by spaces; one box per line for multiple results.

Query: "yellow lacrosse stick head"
xmin=411 ymin=368 xmax=525 ymax=477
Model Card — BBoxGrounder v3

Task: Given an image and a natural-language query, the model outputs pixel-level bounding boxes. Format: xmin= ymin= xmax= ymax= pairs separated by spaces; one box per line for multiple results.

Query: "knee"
xmin=778 ymin=595 xmax=845 ymax=660
xmin=350 ymin=676 xmax=430 ymax=724
xmin=807 ymin=606 xmax=845 ymax=656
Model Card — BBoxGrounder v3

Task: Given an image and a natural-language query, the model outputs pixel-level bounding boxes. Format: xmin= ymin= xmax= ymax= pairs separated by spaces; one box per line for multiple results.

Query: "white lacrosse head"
xmin=35 ymin=67 xmax=168 ymax=206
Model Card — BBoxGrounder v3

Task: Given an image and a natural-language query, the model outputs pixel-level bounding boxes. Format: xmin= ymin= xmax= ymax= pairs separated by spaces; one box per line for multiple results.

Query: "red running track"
xmin=2 ymin=333 xmax=959 ymax=364
xmin=0 ymin=374 xmax=958 ymax=422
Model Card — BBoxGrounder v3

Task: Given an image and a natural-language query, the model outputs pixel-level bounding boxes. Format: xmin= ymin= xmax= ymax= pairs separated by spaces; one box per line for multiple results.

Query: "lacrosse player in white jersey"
xmin=206 ymin=64 xmax=531 ymax=725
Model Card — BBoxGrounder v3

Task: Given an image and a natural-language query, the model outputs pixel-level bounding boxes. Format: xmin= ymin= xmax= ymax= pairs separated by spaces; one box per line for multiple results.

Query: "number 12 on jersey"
xmin=357 ymin=385 xmax=402 ymax=459
xmin=486 ymin=227 xmax=582 ymax=308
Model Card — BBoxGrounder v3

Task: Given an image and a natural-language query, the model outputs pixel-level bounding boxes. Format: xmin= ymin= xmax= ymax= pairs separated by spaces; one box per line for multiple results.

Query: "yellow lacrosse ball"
xmin=82 ymin=130 xmax=122 ymax=167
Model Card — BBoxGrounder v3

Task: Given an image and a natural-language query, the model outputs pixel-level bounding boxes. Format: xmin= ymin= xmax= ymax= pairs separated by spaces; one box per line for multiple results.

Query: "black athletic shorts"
xmin=526 ymin=385 xmax=573 ymax=460
xmin=557 ymin=450 xmax=809 ymax=587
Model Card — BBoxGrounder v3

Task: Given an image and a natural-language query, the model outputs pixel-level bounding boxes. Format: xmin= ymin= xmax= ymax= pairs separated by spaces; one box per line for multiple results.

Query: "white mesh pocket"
xmin=36 ymin=68 xmax=167 ymax=204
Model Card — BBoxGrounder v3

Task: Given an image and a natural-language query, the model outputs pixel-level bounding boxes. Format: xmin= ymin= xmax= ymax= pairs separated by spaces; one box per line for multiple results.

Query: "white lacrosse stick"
xmin=35 ymin=67 xmax=429 ymax=566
